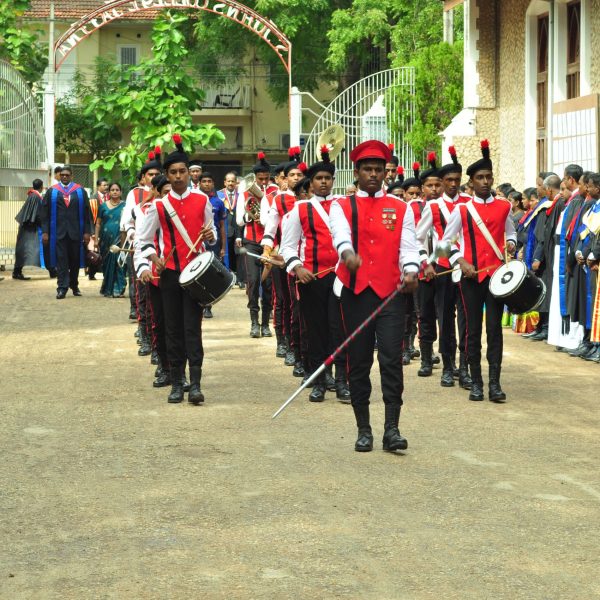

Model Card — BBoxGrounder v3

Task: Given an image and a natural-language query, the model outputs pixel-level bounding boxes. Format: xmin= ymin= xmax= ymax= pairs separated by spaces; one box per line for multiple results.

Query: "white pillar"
xmin=443 ymin=8 xmax=454 ymax=44
xmin=44 ymin=1 xmax=56 ymax=170
xmin=290 ymin=86 xmax=302 ymax=147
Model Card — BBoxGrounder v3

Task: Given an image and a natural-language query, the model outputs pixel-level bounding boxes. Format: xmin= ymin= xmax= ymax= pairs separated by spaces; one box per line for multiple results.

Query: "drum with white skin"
xmin=489 ymin=261 xmax=546 ymax=314
xmin=179 ymin=252 xmax=234 ymax=307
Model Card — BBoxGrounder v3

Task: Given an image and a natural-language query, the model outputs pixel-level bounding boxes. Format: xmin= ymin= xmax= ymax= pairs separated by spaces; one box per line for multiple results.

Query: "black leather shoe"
xmin=469 ymin=383 xmax=484 ymax=401
xmin=150 ymin=349 xmax=159 ymax=365
xmin=417 ymin=362 xmax=433 ymax=377
xmin=584 ymin=345 xmax=600 ymax=361
xmin=56 ymin=289 xmax=67 ymax=299
xmin=529 ymin=329 xmax=548 ymax=341
xmin=250 ymin=322 xmax=260 ymax=338
xmin=138 ymin=341 xmax=152 ymax=356
xmin=382 ymin=428 xmax=408 ymax=452
xmin=569 ymin=342 xmax=592 ymax=357
xmin=309 ymin=384 xmax=326 ymax=402
xmin=522 ymin=328 xmax=540 ymax=339
xmin=203 ymin=306 xmax=213 ymax=319
xmin=325 ymin=372 xmax=336 ymax=392
xmin=284 ymin=350 xmax=296 ymax=366
xmin=432 ymin=354 xmax=440 ymax=365
xmin=261 ymin=324 xmax=272 ymax=337
xmin=12 ymin=272 xmax=30 ymax=280
xmin=355 ymin=428 xmax=374 ymax=452
xmin=459 ymin=371 xmax=473 ymax=390
xmin=440 ymin=370 xmax=455 ymax=387
xmin=168 ymin=369 xmax=184 ymax=403
xmin=129 ymin=309 xmax=137 ymax=320
xmin=292 ymin=362 xmax=305 ymax=377
xmin=417 ymin=343 xmax=433 ymax=377
xmin=489 ymin=364 xmax=507 ymax=403
xmin=402 ymin=350 xmax=411 ymax=366
xmin=275 ymin=338 xmax=287 ymax=358
xmin=335 ymin=382 xmax=351 ymax=404
xmin=72 ymin=288 xmax=82 ymax=296
xmin=153 ymin=370 xmax=171 ymax=388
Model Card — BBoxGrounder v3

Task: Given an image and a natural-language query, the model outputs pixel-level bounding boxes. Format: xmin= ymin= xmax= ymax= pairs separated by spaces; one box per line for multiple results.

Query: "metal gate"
xmin=303 ymin=68 xmax=416 ymax=193
xmin=0 ymin=60 xmax=48 ymax=266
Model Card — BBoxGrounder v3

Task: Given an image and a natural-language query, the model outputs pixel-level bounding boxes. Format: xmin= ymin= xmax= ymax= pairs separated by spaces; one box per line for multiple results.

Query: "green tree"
xmin=390 ymin=41 xmax=463 ymax=158
xmin=0 ymin=0 xmax=47 ymax=87
xmin=87 ymin=11 xmax=224 ymax=177
xmin=55 ymin=66 xmax=122 ymax=160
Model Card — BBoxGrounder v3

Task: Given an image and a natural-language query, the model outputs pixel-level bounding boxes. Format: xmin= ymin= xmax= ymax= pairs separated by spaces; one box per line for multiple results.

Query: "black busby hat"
xmin=438 ymin=145 xmax=463 ymax=178
xmin=401 ymin=162 xmax=422 ymax=191
xmin=151 ymin=174 xmax=169 ymax=194
xmin=419 ymin=152 xmax=441 ymax=182
xmin=306 ymin=145 xmax=336 ymax=180
xmin=140 ymin=145 xmax=162 ymax=175
xmin=466 ymin=140 xmax=493 ymax=178
xmin=253 ymin=151 xmax=271 ymax=174
xmin=163 ymin=134 xmax=189 ymax=171
xmin=292 ymin=176 xmax=311 ymax=196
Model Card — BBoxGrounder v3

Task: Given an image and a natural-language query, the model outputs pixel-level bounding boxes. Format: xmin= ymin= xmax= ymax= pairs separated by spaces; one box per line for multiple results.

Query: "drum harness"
xmin=161 ymin=197 xmax=201 ymax=258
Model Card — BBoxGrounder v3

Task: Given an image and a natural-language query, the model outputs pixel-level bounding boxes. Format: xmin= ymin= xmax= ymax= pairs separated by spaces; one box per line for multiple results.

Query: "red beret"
xmin=350 ymin=140 xmax=392 ymax=164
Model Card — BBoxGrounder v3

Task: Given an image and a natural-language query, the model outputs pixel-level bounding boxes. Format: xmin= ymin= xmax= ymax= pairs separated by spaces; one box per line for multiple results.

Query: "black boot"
xmin=292 ymin=359 xmax=305 ymax=378
xmin=325 ymin=367 xmax=336 ymax=391
xmin=153 ymin=367 xmax=171 ymax=388
xmin=409 ymin=328 xmax=419 ymax=359
xmin=402 ymin=334 xmax=411 ymax=365
xmin=275 ymin=334 xmax=287 ymax=358
xmin=468 ymin=364 xmax=484 ymax=401
xmin=188 ymin=366 xmax=205 ymax=405
xmin=168 ymin=367 xmax=184 ymax=403
xmin=284 ymin=345 xmax=296 ymax=366
xmin=451 ymin=355 xmax=459 ymax=380
xmin=309 ymin=374 xmax=326 ymax=402
xmin=458 ymin=352 xmax=472 ymax=390
xmin=335 ymin=366 xmax=351 ymax=404
xmin=488 ymin=364 xmax=506 ymax=403
xmin=382 ymin=404 xmax=408 ymax=452
xmin=261 ymin=310 xmax=272 ymax=337
xmin=417 ymin=343 xmax=433 ymax=377
xmin=529 ymin=325 xmax=548 ymax=341
xmin=150 ymin=348 xmax=159 ymax=365
xmin=250 ymin=311 xmax=260 ymax=338
xmin=353 ymin=405 xmax=373 ymax=452
xmin=440 ymin=354 xmax=455 ymax=387
xmin=138 ymin=332 xmax=152 ymax=356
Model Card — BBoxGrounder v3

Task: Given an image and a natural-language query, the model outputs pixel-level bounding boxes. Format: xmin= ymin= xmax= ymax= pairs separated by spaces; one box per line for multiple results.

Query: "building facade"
xmin=443 ymin=0 xmax=600 ymax=188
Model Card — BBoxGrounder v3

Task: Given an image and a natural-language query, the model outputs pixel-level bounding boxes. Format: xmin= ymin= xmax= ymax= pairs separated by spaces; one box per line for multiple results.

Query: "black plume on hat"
xmin=253 ymin=152 xmax=271 ymax=174
xmin=306 ymin=145 xmax=336 ymax=180
xmin=438 ymin=145 xmax=463 ymax=178
xmin=401 ymin=162 xmax=422 ymax=191
xmin=466 ymin=140 xmax=493 ymax=178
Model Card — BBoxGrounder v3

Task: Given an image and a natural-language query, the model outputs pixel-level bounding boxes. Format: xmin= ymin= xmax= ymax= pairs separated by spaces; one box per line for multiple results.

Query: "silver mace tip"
xmin=109 ymin=245 xmax=121 ymax=254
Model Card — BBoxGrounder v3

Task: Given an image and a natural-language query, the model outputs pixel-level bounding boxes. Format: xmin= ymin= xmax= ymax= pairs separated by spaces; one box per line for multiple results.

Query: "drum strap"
xmin=466 ymin=202 xmax=505 ymax=262
xmin=161 ymin=197 xmax=196 ymax=251
xmin=308 ymin=199 xmax=331 ymax=230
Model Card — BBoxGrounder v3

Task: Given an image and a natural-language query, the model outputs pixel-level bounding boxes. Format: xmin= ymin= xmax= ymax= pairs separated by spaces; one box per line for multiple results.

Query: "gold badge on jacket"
xmin=382 ymin=207 xmax=397 ymax=230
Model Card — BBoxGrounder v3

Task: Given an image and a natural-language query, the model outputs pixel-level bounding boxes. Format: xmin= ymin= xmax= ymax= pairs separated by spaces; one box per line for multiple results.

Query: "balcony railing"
xmin=201 ymin=84 xmax=251 ymax=110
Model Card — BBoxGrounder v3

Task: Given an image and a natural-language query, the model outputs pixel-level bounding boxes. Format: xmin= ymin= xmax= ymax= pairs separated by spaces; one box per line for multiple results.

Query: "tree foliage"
xmin=0 ymin=0 xmax=48 ymax=88
xmin=55 ymin=66 xmax=121 ymax=159
xmin=391 ymin=41 xmax=464 ymax=158
xmin=86 ymin=11 xmax=225 ymax=177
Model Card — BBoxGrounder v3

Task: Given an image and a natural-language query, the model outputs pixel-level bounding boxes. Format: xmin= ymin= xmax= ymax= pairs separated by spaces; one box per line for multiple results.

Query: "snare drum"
xmin=179 ymin=252 xmax=234 ymax=307
xmin=489 ymin=261 xmax=546 ymax=314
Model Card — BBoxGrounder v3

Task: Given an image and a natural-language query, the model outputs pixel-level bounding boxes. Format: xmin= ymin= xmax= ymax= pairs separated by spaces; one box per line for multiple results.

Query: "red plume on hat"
xmin=154 ymin=145 xmax=162 ymax=156
xmin=288 ymin=146 xmax=301 ymax=161
xmin=427 ymin=152 xmax=437 ymax=169
xmin=388 ymin=143 xmax=395 ymax=152
xmin=448 ymin=145 xmax=459 ymax=165
xmin=147 ymin=151 xmax=155 ymax=161
xmin=298 ymin=162 xmax=308 ymax=173
xmin=413 ymin=162 xmax=421 ymax=179
xmin=480 ymin=139 xmax=490 ymax=160
xmin=320 ymin=145 xmax=331 ymax=163
xmin=172 ymin=133 xmax=184 ymax=152
xmin=257 ymin=151 xmax=266 ymax=160
xmin=397 ymin=166 xmax=404 ymax=176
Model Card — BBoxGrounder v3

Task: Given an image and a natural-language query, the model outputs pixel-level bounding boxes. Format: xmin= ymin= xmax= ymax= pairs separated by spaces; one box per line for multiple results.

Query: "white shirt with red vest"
xmin=280 ymin=194 xmax=339 ymax=276
xmin=261 ymin=190 xmax=297 ymax=247
xmin=121 ymin=185 xmax=152 ymax=241
xmin=133 ymin=197 xmax=163 ymax=286
xmin=330 ymin=189 xmax=420 ymax=299
xmin=137 ymin=188 xmax=215 ymax=273
xmin=416 ymin=192 xmax=471 ymax=268
xmin=442 ymin=195 xmax=517 ymax=283
xmin=235 ymin=183 xmax=278 ymax=244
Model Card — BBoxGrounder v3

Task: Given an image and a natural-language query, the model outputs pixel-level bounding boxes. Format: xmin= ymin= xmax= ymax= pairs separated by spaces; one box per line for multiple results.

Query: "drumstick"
xmin=434 ymin=265 xmax=492 ymax=278
xmin=295 ymin=265 xmax=335 ymax=286
xmin=186 ymin=219 xmax=214 ymax=259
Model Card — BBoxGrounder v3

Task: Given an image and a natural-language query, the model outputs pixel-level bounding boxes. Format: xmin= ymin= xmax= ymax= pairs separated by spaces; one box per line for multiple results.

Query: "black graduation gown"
xmin=533 ymin=198 xmax=565 ymax=313
xmin=563 ymin=196 xmax=588 ymax=323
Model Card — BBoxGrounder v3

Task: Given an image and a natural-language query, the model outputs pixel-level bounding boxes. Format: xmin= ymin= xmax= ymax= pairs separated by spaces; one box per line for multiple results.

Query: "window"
xmin=566 ymin=1 xmax=580 ymax=99
xmin=118 ymin=46 xmax=139 ymax=66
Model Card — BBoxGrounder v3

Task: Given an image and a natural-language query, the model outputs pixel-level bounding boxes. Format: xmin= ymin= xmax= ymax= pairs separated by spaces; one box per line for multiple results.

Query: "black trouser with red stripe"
xmin=287 ymin=274 xmax=307 ymax=363
xmin=340 ymin=287 xmax=406 ymax=408
xmin=149 ymin=283 xmax=168 ymax=369
xmin=298 ymin=272 xmax=345 ymax=374
xmin=457 ymin=276 xmax=504 ymax=368
xmin=272 ymin=267 xmax=290 ymax=338
xmin=243 ymin=241 xmax=272 ymax=321
xmin=136 ymin=279 xmax=152 ymax=339
xmin=160 ymin=268 xmax=204 ymax=369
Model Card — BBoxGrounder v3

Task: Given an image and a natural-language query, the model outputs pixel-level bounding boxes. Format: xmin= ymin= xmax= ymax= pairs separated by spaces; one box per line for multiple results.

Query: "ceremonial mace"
xmin=272 ymin=242 xmax=454 ymax=419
